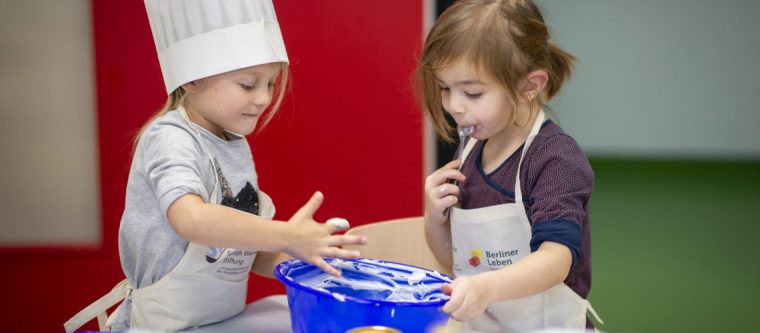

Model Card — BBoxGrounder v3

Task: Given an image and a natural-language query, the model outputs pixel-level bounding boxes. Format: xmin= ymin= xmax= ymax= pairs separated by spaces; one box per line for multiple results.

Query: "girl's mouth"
xmin=460 ymin=125 xmax=476 ymax=136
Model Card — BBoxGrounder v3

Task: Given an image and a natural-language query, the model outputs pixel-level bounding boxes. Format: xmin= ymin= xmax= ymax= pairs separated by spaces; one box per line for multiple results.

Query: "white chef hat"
xmin=144 ymin=0 xmax=289 ymax=94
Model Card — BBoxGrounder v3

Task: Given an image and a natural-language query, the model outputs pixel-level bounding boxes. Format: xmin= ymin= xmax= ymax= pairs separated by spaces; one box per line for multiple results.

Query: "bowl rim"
xmin=274 ymin=257 xmax=452 ymax=307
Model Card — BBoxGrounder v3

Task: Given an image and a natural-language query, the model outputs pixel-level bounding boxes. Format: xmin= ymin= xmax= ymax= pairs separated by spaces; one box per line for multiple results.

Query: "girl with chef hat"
xmin=418 ymin=0 xmax=603 ymax=332
xmin=64 ymin=0 xmax=365 ymax=331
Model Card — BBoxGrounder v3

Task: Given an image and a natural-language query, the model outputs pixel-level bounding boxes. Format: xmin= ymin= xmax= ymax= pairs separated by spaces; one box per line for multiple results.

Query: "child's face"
xmin=435 ymin=60 xmax=516 ymax=141
xmin=183 ymin=62 xmax=282 ymax=137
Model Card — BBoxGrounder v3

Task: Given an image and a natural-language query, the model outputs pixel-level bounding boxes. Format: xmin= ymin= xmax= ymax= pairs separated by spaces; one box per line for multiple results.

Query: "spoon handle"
xmin=445 ymin=127 xmax=473 ymax=216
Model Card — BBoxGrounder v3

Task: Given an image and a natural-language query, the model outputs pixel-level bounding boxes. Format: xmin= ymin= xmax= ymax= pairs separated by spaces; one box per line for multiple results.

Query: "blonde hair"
xmin=416 ymin=0 xmax=575 ymax=142
xmin=133 ymin=63 xmax=290 ymax=150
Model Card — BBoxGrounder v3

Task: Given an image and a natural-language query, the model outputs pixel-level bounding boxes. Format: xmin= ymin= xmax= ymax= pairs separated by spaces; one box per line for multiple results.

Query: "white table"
xmin=186 ymin=295 xmax=292 ymax=333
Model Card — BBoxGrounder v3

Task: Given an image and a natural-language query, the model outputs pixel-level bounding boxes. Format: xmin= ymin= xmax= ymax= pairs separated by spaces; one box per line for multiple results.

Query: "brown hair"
xmin=416 ymin=0 xmax=575 ymax=142
xmin=133 ymin=64 xmax=290 ymax=150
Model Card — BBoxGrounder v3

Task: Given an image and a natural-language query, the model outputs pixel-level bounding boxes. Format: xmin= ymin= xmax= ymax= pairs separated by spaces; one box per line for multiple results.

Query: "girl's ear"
xmin=523 ymin=70 xmax=549 ymax=100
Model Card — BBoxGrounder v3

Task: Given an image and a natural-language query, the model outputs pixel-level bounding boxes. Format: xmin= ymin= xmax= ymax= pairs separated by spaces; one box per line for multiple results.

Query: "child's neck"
xmin=184 ymin=106 xmax=227 ymax=141
xmin=481 ymin=110 xmax=538 ymax=174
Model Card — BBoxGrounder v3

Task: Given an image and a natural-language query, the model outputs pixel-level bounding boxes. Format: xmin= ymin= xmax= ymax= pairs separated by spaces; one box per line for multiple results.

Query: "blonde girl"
xmin=65 ymin=1 xmax=364 ymax=332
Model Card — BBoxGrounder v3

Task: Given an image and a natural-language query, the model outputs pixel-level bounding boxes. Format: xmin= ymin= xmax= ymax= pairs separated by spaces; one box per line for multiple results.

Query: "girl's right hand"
xmin=424 ymin=159 xmax=466 ymax=225
xmin=284 ymin=191 xmax=366 ymax=277
xmin=440 ymin=275 xmax=491 ymax=321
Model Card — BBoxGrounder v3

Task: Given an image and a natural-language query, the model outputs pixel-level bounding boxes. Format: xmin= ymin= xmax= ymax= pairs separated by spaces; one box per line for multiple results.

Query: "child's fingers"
xmin=441 ymin=170 xmax=466 ymax=184
xmin=292 ymin=191 xmax=324 ymax=220
xmin=441 ymin=291 xmax=463 ymax=315
xmin=435 ymin=183 xmax=461 ymax=199
xmin=320 ymin=246 xmax=361 ymax=259
xmin=313 ymin=257 xmax=342 ymax=277
xmin=426 ymin=160 xmax=461 ymax=186
xmin=431 ymin=195 xmax=458 ymax=217
xmin=325 ymin=217 xmax=350 ymax=233
xmin=443 ymin=195 xmax=459 ymax=211
xmin=441 ymin=283 xmax=453 ymax=295
xmin=327 ymin=234 xmax=367 ymax=247
xmin=425 ymin=181 xmax=461 ymax=207
xmin=443 ymin=159 xmax=461 ymax=169
xmin=425 ymin=169 xmax=465 ymax=193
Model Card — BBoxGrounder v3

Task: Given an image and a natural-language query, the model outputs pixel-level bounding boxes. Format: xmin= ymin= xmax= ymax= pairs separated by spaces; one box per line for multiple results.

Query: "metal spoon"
xmin=444 ymin=126 xmax=473 ymax=216
xmin=453 ymin=126 xmax=473 ymax=179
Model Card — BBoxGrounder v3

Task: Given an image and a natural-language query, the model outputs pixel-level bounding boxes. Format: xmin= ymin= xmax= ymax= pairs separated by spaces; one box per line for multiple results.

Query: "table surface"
xmin=185 ymin=295 xmax=292 ymax=333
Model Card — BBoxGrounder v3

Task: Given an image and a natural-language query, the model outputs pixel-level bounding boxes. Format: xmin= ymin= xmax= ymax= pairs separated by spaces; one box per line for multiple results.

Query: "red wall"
xmin=0 ymin=1 xmax=423 ymax=332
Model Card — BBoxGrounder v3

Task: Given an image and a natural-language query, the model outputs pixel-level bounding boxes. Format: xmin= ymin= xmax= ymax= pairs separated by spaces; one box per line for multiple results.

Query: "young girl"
xmin=418 ymin=0 xmax=602 ymax=331
xmin=64 ymin=1 xmax=365 ymax=332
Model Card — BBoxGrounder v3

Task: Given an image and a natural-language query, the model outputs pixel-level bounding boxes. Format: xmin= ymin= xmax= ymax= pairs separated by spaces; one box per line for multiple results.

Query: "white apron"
xmin=449 ymin=112 xmax=602 ymax=332
xmin=64 ymin=107 xmax=275 ymax=332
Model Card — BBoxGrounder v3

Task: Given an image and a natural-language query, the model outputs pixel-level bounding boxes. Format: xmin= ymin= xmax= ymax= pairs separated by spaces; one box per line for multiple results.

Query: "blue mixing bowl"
xmin=275 ymin=258 xmax=451 ymax=333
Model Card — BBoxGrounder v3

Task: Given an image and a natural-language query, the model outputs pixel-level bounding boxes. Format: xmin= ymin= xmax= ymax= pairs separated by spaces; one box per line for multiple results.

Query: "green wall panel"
xmin=588 ymin=158 xmax=760 ymax=332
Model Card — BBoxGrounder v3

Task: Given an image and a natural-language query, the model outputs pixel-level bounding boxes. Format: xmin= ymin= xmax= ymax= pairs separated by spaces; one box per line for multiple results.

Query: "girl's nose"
xmin=252 ymin=88 xmax=272 ymax=107
xmin=445 ymin=94 xmax=465 ymax=115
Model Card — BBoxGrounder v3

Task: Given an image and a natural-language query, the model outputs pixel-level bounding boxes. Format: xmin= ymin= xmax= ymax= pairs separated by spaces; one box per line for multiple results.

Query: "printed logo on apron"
xmin=205 ymin=246 xmax=225 ymax=263
xmin=451 ymin=200 xmax=530 ymax=276
xmin=468 ymin=249 xmax=482 ymax=267
xmin=204 ymin=165 xmax=261 ymax=274
xmin=466 ymin=248 xmax=521 ymax=268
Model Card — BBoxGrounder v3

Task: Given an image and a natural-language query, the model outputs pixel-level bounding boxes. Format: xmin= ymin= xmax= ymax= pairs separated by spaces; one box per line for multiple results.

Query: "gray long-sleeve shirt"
xmin=113 ymin=110 xmax=261 ymax=330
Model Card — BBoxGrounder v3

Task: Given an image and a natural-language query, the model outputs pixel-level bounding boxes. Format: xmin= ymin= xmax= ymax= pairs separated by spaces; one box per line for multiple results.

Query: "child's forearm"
xmin=168 ymin=194 xmax=293 ymax=252
xmin=477 ymin=241 xmax=572 ymax=302
xmin=424 ymin=215 xmax=454 ymax=268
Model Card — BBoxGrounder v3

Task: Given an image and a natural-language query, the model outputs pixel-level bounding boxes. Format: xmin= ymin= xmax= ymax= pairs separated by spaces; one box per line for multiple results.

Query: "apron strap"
xmin=514 ymin=111 xmax=545 ymax=203
xmin=586 ymin=299 xmax=604 ymax=325
xmin=63 ymin=279 xmax=132 ymax=332
xmin=178 ymin=106 xmax=221 ymax=203
xmin=459 ymin=137 xmax=478 ymax=170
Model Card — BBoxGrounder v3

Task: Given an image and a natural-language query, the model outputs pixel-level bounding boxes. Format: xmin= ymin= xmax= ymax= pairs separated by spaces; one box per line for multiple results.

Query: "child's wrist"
xmin=423 ymin=211 xmax=446 ymax=226
xmin=474 ymin=272 xmax=497 ymax=304
xmin=277 ymin=222 xmax=297 ymax=253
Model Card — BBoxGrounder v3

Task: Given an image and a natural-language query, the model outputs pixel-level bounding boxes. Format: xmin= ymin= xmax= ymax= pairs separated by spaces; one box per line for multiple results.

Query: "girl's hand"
xmin=424 ymin=159 xmax=466 ymax=225
xmin=285 ymin=191 xmax=366 ymax=277
xmin=441 ymin=275 xmax=491 ymax=321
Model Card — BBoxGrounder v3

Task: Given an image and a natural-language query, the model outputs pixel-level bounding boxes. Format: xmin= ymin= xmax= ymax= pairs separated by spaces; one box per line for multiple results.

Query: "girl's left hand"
xmin=440 ymin=275 xmax=491 ymax=321
xmin=284 ymin=192 xmax=366 ymax=277
xmin=424 ymin=159 xmax=465 ymax=225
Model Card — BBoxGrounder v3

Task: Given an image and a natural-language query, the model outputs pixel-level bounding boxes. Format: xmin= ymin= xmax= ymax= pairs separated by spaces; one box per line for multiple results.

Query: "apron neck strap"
xmin=178 ymin=106 xmax=221 ymax=203
xmin=514 ymin=111 xmax=546 ymax=203
xmin=458 ymin=137 xmax=479 ymax=170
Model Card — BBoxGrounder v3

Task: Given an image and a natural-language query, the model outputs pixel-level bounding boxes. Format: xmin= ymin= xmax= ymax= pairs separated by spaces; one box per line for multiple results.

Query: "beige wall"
xmin=0 ymin=0 xmax=99 ymax=245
